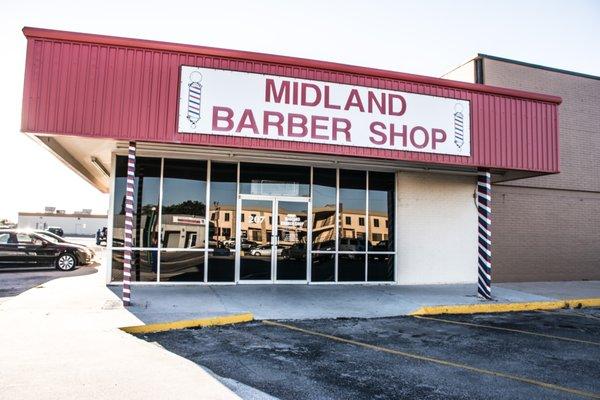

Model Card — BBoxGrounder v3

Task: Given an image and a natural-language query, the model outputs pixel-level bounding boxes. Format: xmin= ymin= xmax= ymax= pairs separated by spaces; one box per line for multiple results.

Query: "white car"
xmin=249 ymin=244 xmax=283 ymax=257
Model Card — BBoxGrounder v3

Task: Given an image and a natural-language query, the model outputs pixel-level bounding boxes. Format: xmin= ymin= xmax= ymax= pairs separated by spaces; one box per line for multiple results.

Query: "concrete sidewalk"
xmin=111 ymin=280 xmax=600 ymax=322
xmin=0 ymin=265 xmax=239 ymax=400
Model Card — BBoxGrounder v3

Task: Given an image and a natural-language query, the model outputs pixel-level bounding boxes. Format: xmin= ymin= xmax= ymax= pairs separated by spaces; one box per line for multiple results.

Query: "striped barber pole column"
xmin=476 ymin=169 xmax=492 ymax=300
xmin=123 ymin=142 xmax=136 ymax=306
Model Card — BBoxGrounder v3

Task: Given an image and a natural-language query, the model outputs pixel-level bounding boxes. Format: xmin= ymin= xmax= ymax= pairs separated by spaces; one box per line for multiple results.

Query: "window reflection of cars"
xmin=223 ymin=238 xmax=236 ymax=248
xmin=211 ymin=246 xmax=231 ymax=257
xmin=370 ymin=239 xmax=390 ymax=251
xmin=281 ymin=243 xmax=306 ymax=260
xmin=339 ymin=238 xmax=366 ymax=252
xmin=249 ymin=244 xmax=283 ymax=256
xmin=46 ymin=226 xmax=64 ymax=237
xmin=312 ymin=240 xmax=335 ymax=251
xmin=241 ymin=239 xmax=258 ymax=250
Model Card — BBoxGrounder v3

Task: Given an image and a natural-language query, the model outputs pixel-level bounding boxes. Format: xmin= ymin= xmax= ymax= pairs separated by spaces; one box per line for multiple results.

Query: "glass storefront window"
xmin=208 ymin=163 xmax=237 ymax=282
xmin=239 ymin=163 xmax=310 ymax=197
xmin=338 ymin=169 xmax=366 ymax=246
xmin=368 ymin=171 xmax=395 ymax=252
xmin=367 ymin=254 xmax=394 ymax=282
xmin=311 ymin=252 xmax=335 ymax=282
xmin=111 ymin=250 xmax=158 ymax=282
xmin=312 ymin=168 xmax=336 ymax=251
xmin=112 ymin=156 xmax=161 ymax=248
xmin=338 ymin=253 xmax=365 ymax=281
xmin=160 ymin=251 xmax=205 ymax=282
xmin=161 ymin=159 xmax=207 ymax=249
xmin=110 ymin=157 xmax=397 ymax=284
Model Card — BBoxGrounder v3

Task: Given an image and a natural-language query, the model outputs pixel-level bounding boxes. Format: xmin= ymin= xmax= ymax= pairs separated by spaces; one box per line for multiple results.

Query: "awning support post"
xmin=477 ymin=169 xmax=492 ymax=299
xmin=123 ymin=141 xmax=136 ymax=306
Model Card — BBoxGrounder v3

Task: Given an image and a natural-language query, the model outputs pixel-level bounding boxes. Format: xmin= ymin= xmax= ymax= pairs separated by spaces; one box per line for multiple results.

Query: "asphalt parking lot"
xmin=140 ymin=309 xmax=600 ymax=400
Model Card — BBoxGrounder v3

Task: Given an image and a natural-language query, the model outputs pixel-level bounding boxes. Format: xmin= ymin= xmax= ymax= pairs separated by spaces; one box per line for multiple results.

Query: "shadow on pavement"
xmin=0 ymin=263 xmax=99 ymax=298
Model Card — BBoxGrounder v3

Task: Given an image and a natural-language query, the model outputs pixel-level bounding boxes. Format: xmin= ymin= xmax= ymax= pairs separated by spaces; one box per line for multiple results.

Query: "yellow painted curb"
xmin=410 ymin=298 xmax=600 ymax=316
xmin=120 ymin=312 xmax=254 ymax=334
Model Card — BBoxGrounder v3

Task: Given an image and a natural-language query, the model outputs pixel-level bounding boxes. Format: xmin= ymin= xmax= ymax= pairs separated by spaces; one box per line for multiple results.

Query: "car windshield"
xmin=34 ymin=233 xmax=58 ymax=244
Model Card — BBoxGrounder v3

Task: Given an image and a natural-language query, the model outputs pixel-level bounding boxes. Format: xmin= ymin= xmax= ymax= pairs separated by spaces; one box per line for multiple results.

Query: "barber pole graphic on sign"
xmin=187 ymin=71 xmax=203 ymax=127
xmin=476 ymin=169 xmax=492 ymax=300
xmin=122 ymin=142 xmax=136 ymax=306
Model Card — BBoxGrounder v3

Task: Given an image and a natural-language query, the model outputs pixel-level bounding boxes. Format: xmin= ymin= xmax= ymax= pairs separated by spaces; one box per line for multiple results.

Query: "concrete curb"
xmin=121 ymin=313 xmax=254 ymax=334
xmin=410 ymin=298 xmax=600 ymax=316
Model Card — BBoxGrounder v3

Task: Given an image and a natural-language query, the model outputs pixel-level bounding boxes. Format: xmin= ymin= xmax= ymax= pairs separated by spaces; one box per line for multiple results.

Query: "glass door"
xmin=275 ymin=200 xmax=309 ymax=281
xmin=239 ymin=198 xmax=274 ymax=281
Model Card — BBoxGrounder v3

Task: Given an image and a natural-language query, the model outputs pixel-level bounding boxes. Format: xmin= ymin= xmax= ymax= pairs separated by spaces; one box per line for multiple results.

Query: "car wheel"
xmin=56 ymin=253 xmax=76 ymax=271
xmin=254 ymin=252 xmax=261 ymax=256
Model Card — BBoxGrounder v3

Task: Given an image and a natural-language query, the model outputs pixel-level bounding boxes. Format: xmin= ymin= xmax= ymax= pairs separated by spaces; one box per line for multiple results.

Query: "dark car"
xmin=46 ymin=226 xmax=64 ymax=237
xmin=0 ymin=230 xmax=92 ymax=271
xmin=281 ymin=243 xmax=306 ymax=260
xmin=370 ymin=239 xmax=391 ymax=251
xmin=240 ymin=239 xmax=258 ymax=250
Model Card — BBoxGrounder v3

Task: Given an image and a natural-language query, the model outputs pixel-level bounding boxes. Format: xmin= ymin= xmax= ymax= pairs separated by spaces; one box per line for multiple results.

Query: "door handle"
xmin=18 ymin=246 xmax=26 ymax=249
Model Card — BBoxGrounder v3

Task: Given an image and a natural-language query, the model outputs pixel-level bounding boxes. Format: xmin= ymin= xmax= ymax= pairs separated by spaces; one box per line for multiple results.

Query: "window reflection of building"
xmin=312 ymin=204 xmax=336 ymax=248
xmin=337 ymin=211 xmax=388 ymax=244
xmin=209 ymin=204 xmax=236 ymax=243
xmin=161 ymin=215 xmax=206 ymax=248
xmin=368 ymin=212 xmax=389 ymax=244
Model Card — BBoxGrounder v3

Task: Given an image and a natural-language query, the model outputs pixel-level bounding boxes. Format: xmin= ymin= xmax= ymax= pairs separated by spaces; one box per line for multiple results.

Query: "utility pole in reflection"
xmin=213 ymin=201 xmax=220 ymax=246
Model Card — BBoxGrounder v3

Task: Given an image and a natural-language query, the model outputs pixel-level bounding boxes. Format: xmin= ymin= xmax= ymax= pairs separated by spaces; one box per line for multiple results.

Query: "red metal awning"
xmin=20 ymin=27 xmax=561 ymax=174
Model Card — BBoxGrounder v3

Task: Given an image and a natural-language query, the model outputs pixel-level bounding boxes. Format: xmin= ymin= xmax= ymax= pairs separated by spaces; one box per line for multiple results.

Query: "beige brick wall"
xmin=443 ymin=57 xmax=600 ymax=282
xmin=492 ymin=185 xmax=600 ymax=282
xmin=484 ymin=59 xmax=600 ymax=282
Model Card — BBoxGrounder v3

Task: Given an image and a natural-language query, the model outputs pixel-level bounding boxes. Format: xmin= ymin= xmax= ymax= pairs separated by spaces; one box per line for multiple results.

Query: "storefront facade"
xmin=19 ymin=28 xmax=561 ymax=293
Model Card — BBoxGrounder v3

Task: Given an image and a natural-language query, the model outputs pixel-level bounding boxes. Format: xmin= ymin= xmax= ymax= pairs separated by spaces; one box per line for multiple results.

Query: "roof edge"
xmin=22 ymin=26 xmax=562 ymax=105
xmin=478 ymin=53 xmax=600 ymax=81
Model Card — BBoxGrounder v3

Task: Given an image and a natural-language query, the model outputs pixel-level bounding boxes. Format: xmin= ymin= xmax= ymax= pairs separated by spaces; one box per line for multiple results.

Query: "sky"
xmin=0 ymin=0 xmax=599 ymax=222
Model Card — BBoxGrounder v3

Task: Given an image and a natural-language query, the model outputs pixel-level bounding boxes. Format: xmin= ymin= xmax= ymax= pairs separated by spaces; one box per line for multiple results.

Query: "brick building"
xmin=443 ymin=54 xmax=600 ymax=282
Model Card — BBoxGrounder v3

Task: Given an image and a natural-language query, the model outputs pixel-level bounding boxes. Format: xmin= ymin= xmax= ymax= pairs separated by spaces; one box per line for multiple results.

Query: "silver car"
xmin=249 ymin=244 xmax=283 ymax=257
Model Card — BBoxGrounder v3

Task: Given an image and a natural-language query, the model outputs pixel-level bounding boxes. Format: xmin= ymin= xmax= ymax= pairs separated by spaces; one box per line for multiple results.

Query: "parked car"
xmin=0 ymin=229 xmax=92 ymax=271
xmin=339 ymin=238 xmax=366 ymax=252
xmin=281 ymin=243 xmax=306 ymax=260
xmin=240 ymin=239 xmax=258 ymax=250
xmin=34 ymin=230 xmax=96 ymax=259
xmin=370 ymin=239 xmax=391 ymax=251
xmin=222 ymin=238 xmax=236 ymax=249
xmin=249 ymin=244 xmax=283 ymax=257
xmin=46 ymin=226 xmax=64 ymax=237
xmin=312 ymin=240 xmax=335 ymax=251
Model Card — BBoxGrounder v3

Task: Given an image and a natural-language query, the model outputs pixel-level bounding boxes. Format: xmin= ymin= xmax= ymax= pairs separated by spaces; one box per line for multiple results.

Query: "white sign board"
xmin=178 ymin=66 xmax=470 ymax=156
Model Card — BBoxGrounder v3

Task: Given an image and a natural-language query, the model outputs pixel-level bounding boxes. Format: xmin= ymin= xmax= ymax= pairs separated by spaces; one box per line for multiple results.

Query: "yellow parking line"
xmin=413 ymin=315 xmax=600 ymax=346
xmin=263 ymin=320 xmax=600 ymax=399
xmin=121 ymin=313 xmax=253 ymax=334
xmin=410 ymin=298 xmax=600 ymax=316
